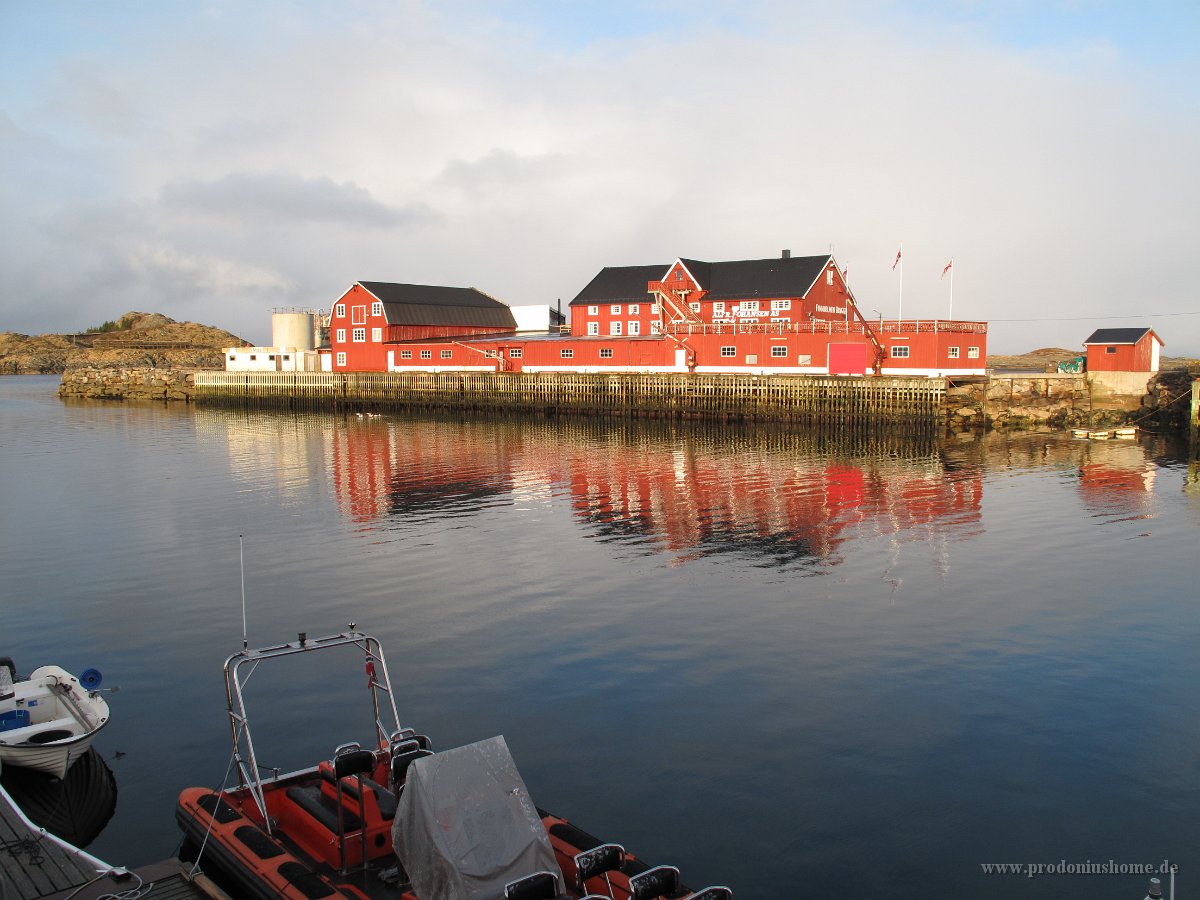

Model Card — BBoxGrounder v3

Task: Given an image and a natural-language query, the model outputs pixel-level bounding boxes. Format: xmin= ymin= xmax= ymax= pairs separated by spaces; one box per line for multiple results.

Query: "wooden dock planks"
xmin=194 ymin=371 xmax=946 ymax=428
xmin=0 ymin=785 xmax=105 ymax=899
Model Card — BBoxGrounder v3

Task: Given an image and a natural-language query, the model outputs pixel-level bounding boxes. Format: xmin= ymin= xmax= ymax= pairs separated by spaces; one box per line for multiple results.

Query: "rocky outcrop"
xmin=58 ymin=368 xmax=201 ymax=401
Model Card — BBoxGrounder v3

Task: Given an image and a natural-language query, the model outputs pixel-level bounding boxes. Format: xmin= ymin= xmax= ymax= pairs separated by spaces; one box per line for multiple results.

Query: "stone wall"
xmin=58 ymin=367 xmax=199 ymax=401
xmin=945 ymin=370 xmax=1194 ymax=431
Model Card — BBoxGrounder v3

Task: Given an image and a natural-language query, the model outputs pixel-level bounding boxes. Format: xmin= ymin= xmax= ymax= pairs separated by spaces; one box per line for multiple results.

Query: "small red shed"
xmin=1082 ymin=327 xmax=1164 ymax=373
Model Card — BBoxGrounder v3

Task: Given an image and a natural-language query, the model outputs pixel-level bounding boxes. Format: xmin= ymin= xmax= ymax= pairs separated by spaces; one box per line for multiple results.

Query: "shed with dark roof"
xmin=1083 ymin=327 xmax=1163 ymax=373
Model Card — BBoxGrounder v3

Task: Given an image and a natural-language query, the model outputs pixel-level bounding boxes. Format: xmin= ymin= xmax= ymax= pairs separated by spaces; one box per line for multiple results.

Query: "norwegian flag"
xmin=941 ymin=260 xmax=953 ymax=279
xmin=892 ymin=248 xmax=902 ymax=270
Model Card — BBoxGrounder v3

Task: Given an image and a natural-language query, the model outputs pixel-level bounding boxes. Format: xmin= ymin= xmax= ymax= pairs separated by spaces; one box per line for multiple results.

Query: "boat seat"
xmin=319 ymin=764 xmax=398 ymax=821
xmin=685 ymin=889 xmax=733 ymax=900
xmin=285 ymin=784 xmax=363 ymax=836
xmin=628 ymin=865 xmax=682 ymax=900
xmin=390 ymin=747 xmax=433 ymax=788
xmin=571 ymin=842 xmax=626 ymax=895
xmin=503 ymin=870 xmax=562 ymax=900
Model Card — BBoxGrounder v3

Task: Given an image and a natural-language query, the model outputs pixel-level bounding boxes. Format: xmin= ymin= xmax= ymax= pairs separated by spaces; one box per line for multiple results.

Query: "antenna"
xmin=239 ymin=534 xmax=248 ymax=651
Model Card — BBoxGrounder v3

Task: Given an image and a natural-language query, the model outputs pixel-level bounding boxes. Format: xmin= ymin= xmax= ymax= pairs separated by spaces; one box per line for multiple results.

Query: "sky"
xmin=2 ymin=1 xmax=1198 ymax=353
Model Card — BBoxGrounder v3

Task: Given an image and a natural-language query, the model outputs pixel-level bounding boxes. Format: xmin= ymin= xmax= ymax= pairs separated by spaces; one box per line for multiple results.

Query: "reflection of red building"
xmin=328 ymin=420 xmax=983 ymax=563
xmin=1077 ymin=445 xmax=1156 ymax=516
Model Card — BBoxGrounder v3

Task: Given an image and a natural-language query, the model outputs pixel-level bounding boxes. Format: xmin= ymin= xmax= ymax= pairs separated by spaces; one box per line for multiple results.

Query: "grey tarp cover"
xmin=392 ymin=735 xmax=561 ymax=900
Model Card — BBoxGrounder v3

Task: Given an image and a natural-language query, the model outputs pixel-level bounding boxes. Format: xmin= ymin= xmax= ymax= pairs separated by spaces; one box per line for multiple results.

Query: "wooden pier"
xmin=193 ymin=371 xmax=947 ymax=427
xmin=1 ymin=784 xmax=223 ymax=900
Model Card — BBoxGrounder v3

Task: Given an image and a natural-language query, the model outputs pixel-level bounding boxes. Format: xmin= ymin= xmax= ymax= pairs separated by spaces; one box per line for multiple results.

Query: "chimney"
xmin=782 ymin=249 xmax=791 ymax=259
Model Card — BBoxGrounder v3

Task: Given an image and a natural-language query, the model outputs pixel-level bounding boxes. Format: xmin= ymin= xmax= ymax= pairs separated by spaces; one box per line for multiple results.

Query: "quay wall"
xmin=58 ymin=367 xmax=197 ymax=401
xmin=56 ymin=368 xmax=1195 ymax=434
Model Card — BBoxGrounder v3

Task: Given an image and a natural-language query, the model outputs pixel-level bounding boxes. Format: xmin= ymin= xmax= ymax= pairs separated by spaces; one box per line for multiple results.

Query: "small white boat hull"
xmin=0 ymin=666 xmax=110 ymax=779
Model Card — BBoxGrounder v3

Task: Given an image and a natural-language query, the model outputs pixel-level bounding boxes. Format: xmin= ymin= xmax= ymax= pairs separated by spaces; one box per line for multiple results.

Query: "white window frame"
xmin=771 ymin=299 xmax=791 ymax=310
xmin=797 ymin=354 xmax=812 ymax=365
xmin=771 ymin=346 xmax=788 ymax=358
xmin=334 ymin=303 xmax=345 ymax=318
xmin=371 ymin=328 xmax=382 ymax=342
xmin=689 ymin=302 xmax=701 ymax=312
xmin=588 ymin=322 xmax=600 ymax=336
xmin=610 ymin=321 xmax=622 ymax=335
xmin=352 ymin=328 xmax=366 ymax=343
xmin=588 ymin=305 xmax=598 ymax=315
xmin=713 ymin=302 xmax=725 ymax=314
xmin=627 ymin=321 xmax=640 ymax=336
xmin=336 ymin=328 xmax=346 ymax=343
xmin=599 ymin=348 xmax=613 ymax=359
xmin=371 ymin=301 xmax=383 ymax=316
xmin=629 ymin=304 xmax=640 ymax=315
xmin=650 ymin=304 xmax=660 ymax=314
xmin=560 ymin=348 xmax=574 ymax=359
xmin=720 ymin=346 xmax=736 ymax=357
xmin=827 ymin=269 xmax=834 ymax=285
xmin=420 ymin=349 xmax=432 ymax=359
xmin=948 ymin=346 xmax=960 ymax=359
xmin=968 ymin=346 xmax=980 ymax=359
xmin=400 ymin=350 xmax=412 ymax=359
xmin=741 ymin=300 xmax=760 ymax=311
xmin=336 ymin=351 xmax=346 ymax=366
xmin=610 ymin=304 xmax=622 ymax=315
xmin=440 ymin=349 xmax=453 ymax=359
xmin=890 ymin=345 xmax=910 ymax=358
xmin=508 ymin=347 xmax=523 ymax=358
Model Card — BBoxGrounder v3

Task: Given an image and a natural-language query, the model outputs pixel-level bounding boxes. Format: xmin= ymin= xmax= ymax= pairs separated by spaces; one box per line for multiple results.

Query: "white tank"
xmin=272 ymin=312 xmax=315 ymax=351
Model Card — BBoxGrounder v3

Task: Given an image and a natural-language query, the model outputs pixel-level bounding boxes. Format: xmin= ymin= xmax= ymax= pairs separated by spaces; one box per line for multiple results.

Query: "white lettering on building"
xmin=815 ymin=304 xmax=846 ymax=315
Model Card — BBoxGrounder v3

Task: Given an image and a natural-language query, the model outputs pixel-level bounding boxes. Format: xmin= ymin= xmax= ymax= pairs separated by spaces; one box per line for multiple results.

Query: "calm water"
xmin=1 ymin=375 xmax=1197 ymax=898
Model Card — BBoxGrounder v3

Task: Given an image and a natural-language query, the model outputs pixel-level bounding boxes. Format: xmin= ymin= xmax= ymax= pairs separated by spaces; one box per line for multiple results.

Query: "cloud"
xmin=0 ymin=1 xmax=1196 ymax=351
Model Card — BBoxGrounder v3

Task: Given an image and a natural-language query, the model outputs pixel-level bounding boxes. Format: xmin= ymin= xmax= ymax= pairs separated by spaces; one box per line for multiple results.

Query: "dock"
xmin=1 ymin=783 xmax=225 ymax=900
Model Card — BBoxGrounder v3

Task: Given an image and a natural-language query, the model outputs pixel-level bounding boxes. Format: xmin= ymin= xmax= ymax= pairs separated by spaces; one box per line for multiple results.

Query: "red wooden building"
xmin=1082 ymin=327 xmax=1163 ymax=373
xmin=334 ymin=253 xmax=988 ymax=376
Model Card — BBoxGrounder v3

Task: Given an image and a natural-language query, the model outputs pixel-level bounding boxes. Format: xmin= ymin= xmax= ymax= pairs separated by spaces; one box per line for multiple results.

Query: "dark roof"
xmin=1083 ymin=327 xmax=1159 ymax=346
xmin=568 ymin=255 xmax=831 ymax=306
xmin=358 ymin=282 xmax=515 ymax=329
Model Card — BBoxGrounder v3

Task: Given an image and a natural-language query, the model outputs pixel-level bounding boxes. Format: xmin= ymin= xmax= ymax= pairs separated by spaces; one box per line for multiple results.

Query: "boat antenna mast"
xmin=239 ymin=534 xmax=248 ymax=652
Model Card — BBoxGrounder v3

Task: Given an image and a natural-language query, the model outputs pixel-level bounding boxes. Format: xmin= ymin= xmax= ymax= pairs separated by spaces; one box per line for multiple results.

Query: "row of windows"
xmin=333 ymin=301 xmax=383 ymax=319
xmin=336 ymin=328 xmax=383 ymax=343
xmin=587 ymin=321 xmax=641 ymax=336
xmin=887 ymin=345 xmax=979 ymax=359
xmin=229 ymin=353 xmax=292 ymax=362
xmin=586 ymin=303 xmax=657 ymax=316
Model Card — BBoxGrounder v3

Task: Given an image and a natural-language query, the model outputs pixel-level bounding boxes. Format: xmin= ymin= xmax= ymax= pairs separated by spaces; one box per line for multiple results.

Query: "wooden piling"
xmin=193 ymin=371 xmax=947 ymax=429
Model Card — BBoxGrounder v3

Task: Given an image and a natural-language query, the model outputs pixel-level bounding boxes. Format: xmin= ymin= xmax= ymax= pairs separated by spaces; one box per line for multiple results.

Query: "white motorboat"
xmin=0 ymin=660 xmax=110 ymax=779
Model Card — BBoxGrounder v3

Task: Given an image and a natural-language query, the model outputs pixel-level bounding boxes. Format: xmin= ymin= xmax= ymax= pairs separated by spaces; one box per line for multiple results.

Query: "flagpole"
xmin=898 ymin=242 xmax=903 ymax=323
xmin=949 ymin=257 xmax=954 ymax=320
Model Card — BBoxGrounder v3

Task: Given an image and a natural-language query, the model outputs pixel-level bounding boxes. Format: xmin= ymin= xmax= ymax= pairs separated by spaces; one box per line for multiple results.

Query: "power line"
xmin=987 ymin=310 xmax=1199 ymax=323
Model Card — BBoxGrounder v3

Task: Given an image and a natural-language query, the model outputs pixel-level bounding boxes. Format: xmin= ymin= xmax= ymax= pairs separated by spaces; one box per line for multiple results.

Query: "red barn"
xmin=329 ymin=282 xmax=516 ymax=371
xmin=1083 ymin=327 xmax=1164 ymax=373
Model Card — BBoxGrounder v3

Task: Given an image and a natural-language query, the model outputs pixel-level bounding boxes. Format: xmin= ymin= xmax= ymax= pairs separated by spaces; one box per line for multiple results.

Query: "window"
xmin=420 ymin=349 xmax=432 ymax=359
xmin=249 ymin=354 xmax=257 ymax=361
xmin=689 ymin=302 xmax=701 ymax=312
xmin=283 ymin=355 xmax=290 ymax=361
xmin=797 ymin=354 xmax=812 ymax=365
xmin=352 ymin=306 xmax=366 ymax=325
xmin=891 ymin=345 xmax=910 ymax=358
xmin=771 ymin=346 xmax=788 ymax=358
xmin=650 ymin=322 xmax=662 ymax=334
xmin=1106 ymin=346 xmax=1117 ymax=354
xmin=771 ymin=299 xmax=791 ymax=310
xmin=827 ymin=269 xmax=834 ymax=286
xmin=561 ymin=349 xmax=574 ymax=359
xmin=629 ymin=304 xmax=640 ymax=315
xmin=508 ymin=348 xmax=523 ymax=358
xmin=371 ymin=301 xmax=383 ymax=316
xmin=352 ymin=328 xmax=366 ymax=342
xmin=401 ymin=350 xmax=412 ymax=359
xmin=599 ymin=348 xmax=613 ymax=359
xmin=948 ymin=346 xmax=960 ymax=359
xmin=720 ymin=346 xmax=736 ymax=357
xmin=268 ymin=355 xmax=276 ymax=361
xmin=334 ymin=303 xmax=345 ymax=318
xmin=228 ymin=355 xmax=235 ymax=361
xmin=628 ymin=321 xmax=640 ymax=336
xmin=650 ymin=304 xmax=660 ymax=314
xmin=745 ymin=354 xmax=758 ymax=365
xmin=588 ymin=305 xmax=598 ymax=315
xmin=336 ymin=352 xmax=346 ymax=366
xmin=336 ymin=328 xmax=346 ymax=343
xmin=968 ymin=347 xmax=980 ymax=359
xmin=610 ymin=304 xmax=622 ymax=314
xmin=440 ymin=350 xmax=453 ymax=359
xmin=713 ymin=302 xmax=725 ymax=314
xmin=610 ymin=322 xmax=622 ymax=335
xmin=675 ymin=268 xmax=684 ymax=280
xmin=588 ymin=322 xmax=599 ymax=335
xmin=741 ymin=300 xmax=760 ymax=311
xmin=372 ymin=328 xmax=382 ymax=342
xmin=770 ymin=317 xmax=788 ymax=323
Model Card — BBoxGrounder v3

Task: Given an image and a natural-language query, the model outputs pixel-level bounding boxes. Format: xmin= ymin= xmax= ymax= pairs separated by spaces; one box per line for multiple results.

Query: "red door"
xmin=829 ymin=343 xmax=868 ymax=375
